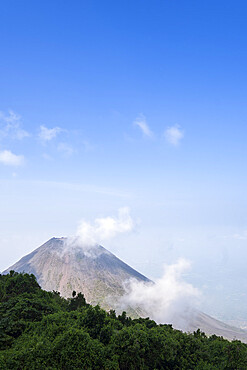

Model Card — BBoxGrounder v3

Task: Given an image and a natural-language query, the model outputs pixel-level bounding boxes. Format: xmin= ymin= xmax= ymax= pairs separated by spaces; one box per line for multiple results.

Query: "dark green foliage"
xmin=68 ymin=291 xmax=87 ymax=311
xmin=1 ymin=272 xmax=247 ymax=369
xmin=0 ymin=271 xmax=40 ymax=301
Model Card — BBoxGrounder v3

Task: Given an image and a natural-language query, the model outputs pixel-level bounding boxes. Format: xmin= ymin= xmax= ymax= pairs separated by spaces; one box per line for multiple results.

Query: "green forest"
xmin=1 ymin=272 xmax=247 ymax=369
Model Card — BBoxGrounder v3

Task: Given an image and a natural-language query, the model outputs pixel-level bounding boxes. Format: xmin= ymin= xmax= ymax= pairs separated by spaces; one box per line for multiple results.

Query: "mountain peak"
xmin=3 ymin=237 xmax=149 ymax=308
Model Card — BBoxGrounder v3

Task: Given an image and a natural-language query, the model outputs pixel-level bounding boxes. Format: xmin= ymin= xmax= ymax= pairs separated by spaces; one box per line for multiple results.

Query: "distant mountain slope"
xmin=4 ymin=237 xmax=247 ymax=342
xmin=3 ymin=237 xmax=149 ymax=309
xmin=190 ymin=311 xmax=247 ymax=343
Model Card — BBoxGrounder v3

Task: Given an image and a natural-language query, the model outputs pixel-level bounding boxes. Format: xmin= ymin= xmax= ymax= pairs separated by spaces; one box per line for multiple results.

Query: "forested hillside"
xmin=0 ymin=272 xmax=247 ymax=369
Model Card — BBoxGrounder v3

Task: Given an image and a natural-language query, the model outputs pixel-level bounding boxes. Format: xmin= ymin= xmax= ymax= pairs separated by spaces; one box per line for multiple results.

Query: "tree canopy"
xmin=0 ymin=271 xmax=247 ymax=369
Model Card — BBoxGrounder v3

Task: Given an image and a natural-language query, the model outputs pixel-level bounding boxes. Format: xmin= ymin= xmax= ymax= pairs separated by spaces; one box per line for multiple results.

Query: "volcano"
xmin=4 ymin=237 xmax=247 ymax=342
xmin=3 ymin=237 xmax=149 ymax=309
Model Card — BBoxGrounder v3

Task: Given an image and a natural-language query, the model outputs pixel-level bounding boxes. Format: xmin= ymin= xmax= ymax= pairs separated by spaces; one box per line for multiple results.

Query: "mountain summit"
xmin=4 ymin=237 xmax=149 ymax=308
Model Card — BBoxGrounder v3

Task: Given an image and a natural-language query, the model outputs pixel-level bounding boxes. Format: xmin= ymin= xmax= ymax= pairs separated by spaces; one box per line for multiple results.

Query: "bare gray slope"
xmin=188 ymin=311 xmax=247 ymax=342
xmin=4 ymin=237 xmax=247 ymax=342
xmin=4 ymin=237 xmax=149 ymax=308
xmin=170 ymin=309 xmax=247 ymax=343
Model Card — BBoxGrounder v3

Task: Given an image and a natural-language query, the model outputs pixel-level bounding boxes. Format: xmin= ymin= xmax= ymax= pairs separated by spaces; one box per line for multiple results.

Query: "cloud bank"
xmin=164 ymin=124 xmax=184 ymax=146
xmin=120 ymin=258 xmax=200 ymax=330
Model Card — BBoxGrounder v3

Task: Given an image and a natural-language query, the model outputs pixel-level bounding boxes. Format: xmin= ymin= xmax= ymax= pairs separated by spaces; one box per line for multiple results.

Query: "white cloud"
xmin=0 ymin=150 xmax=24 ymax=166
xmin=0 ymin=110 xmax=30 ymax=140
xmin=120 ymin=258 xmax=200 ymax=329
xmin=134 ymin=114 xmax=153 ymax=138
xmin=39 ymin=125 xmax=62 ymax=141
xmin=164 ymin=124 xmax=184 ymax=146
xmin=75 ymin=207 xmax=134 ymax=246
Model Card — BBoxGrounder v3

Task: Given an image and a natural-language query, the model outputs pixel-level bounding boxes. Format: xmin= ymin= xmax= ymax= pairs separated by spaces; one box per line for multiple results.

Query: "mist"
xmin=119 ymin=258 xmax=201 ymax=331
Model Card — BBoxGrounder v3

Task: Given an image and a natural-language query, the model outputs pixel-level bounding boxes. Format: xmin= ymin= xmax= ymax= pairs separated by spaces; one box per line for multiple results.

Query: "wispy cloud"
xmin=0 ymin=150 xmax=24 ymax=166
xmin=134 ymin=114 xmax=153 ymax=138
xmin=39 ymin=125 xmax=62 ymax=142
xmin=224 ymin=230 xmax=247 ymax=241
xmin=57 ymin=142 xmax=74 ymax=157
xmin=0 ymin=110 xmax=30 ymax=140
xmin=233 ymin=232 xmax=247 ymax=240
xmin=2 ymin=110 xmax=20 ymax=124
xmin=164 ymin=124 xmax=184 ymax=146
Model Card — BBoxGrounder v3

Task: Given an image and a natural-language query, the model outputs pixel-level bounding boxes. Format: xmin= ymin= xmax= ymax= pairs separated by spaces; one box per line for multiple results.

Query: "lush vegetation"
xmin=0 ymin=272 xmax=247 ymax=369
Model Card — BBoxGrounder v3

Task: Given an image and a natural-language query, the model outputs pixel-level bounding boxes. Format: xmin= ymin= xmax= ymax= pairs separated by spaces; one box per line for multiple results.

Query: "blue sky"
xmin=1 ymin=0 xmax=247 ymax=324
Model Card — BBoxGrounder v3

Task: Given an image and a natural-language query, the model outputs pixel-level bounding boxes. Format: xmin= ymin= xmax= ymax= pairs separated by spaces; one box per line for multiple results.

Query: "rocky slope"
xmin=3 ymin=237 xmax=149 ymax=309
